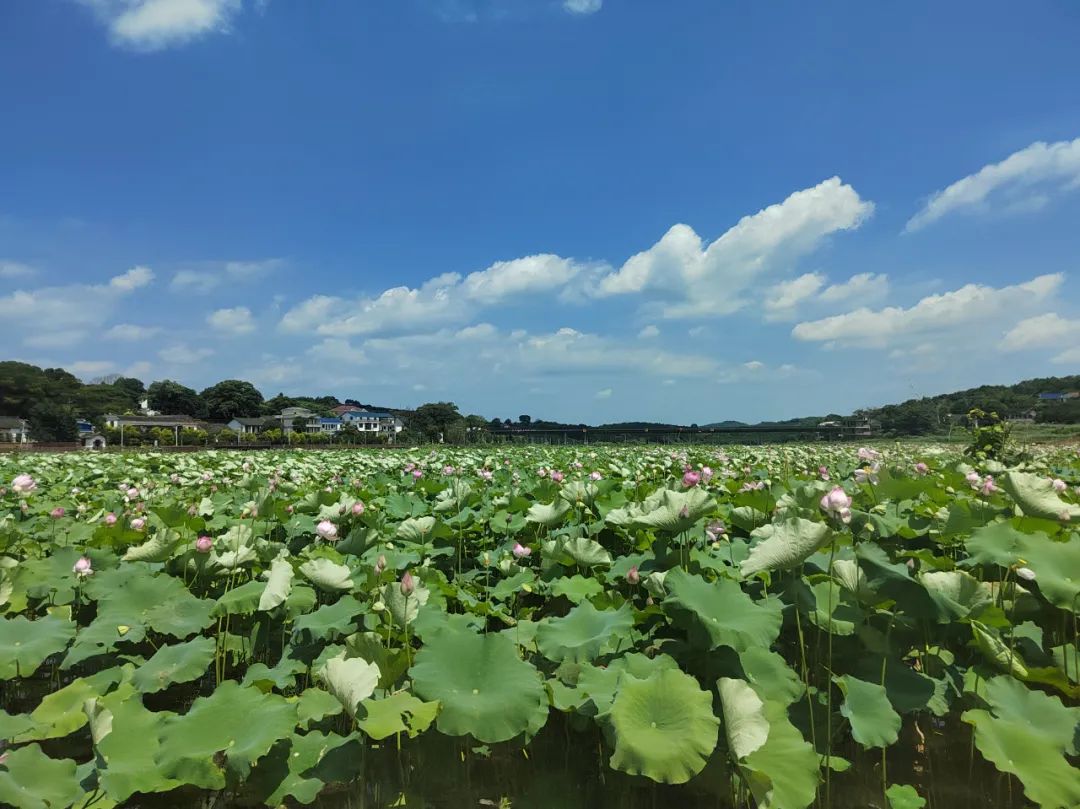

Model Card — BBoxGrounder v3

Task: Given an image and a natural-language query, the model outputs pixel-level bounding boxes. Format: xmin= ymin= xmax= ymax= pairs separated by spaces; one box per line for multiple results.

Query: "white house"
xmin=0 ymin=417 xmax=31 ymax=443
xmin=339 ymin=410 xmax=403 ymax=434
xmin=227 ymin=417 xmax=269 ymax=435
xmin=319 ymin=417 xmax=343 ymax=433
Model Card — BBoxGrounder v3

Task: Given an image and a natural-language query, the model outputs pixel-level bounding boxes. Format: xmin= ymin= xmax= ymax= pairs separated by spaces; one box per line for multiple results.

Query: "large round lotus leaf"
xmin=738 ymin=647 xmax=804 ymax=707
xmin=410 ymin=626 xmax=548 ymax=743
xmin=717 ymin=677 xmax=769 ymax=760
xmin=919 ymin=570 xmax=992 ymax=622
xmin=547 ymin=537 xmax=612 ymax=568
xmin=886 ymin=784 xmax=926 ymax=809
xmin=550 ymin=574 xmax=603 ymax=604
xmin=963 ymin=708 xmax=1080 ymax=808
xmin=526 ymin=499 xmax=571 ymax=526
xmin=0 ymin=744 xmax=84 ymax=809
xmin=212 ymin=579 xmax=266 ymax=617
xmin=395 ymin=516 xmax=437 ymax=542
xmin=294 ymin=687 xmax=344 ymax=727
xmin=535 ymin=602 xmax=634 ymax=664
xmin=258 ymin=557 xmax=294 ymax=611
xmin=966 ymin=523 xmax=1080 ymax=614
xmin=299 ymin=558 xmax=354 ymax=592
xmin=122 ymin=528 xmax=180 ymax=562
xmin=357 ymin=692 xmax=440 ymax=739
xmin=83 ymin=567 xmax=214 ymax=638
xmin=318 ymin=654 xmax=380 ymax=719
xmin=246 ymin=731 xmax=361 ymax=807
xmin=0 ymin=709 xmax=35 ymax=741
xmin=91 ymin=687 xmax=180 ymax=802
xmin=744 ymin=698 xmax=820 ymax=809
xmin=634 ymin=487 xmax=714 ymax=533
xmin=663 ymin=569 xmax=782 ymax=651
xmin=576 ymin=653 xmax=681 ymax=717
xmin=835 ymin=675 xmax=901 ymax=749
xmin=382 ymin=580 xmax=429 ymax=628
xmin=0 ymin=614 xmax=76 ymax=680
xmin=15 ymin=676 xmax=105 ymax=742
xmin=607 ymin=667 xmax=719 ymax=784
xmin=741 ymin=517 xmax=833 ymax=577
xmin=802 ymin=580 xmax=861 ymax=636
xmin=1000 ymin=470 xmax=1080 ymax=521
xmin=155 ymin=681 xmax=299 ymax=789
xmin=131 ymin=636 xmax=215 ymax=694
xmin=982 ymin=675 xmax=1080 ymax=755
xmin=292 ymin=596 xmax=365 ymax=640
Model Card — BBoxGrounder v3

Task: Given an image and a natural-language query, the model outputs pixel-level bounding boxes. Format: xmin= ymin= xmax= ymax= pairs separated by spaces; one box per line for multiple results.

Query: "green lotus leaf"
xmin=744 ymin=698 xmax=820 ymax=809
xmin=1000 ymin=470 xmax=1080 ymax=522
xmin=886 ymin=784 xmax=926 ymax=809
xmin=802 ymin=580 xmax=861 ymax=636
xmin=550 ymin=574 xmax=604 ymax=604
xmin=982 ymin=675 xmax=1080 ymax=755
xmin=0 ymin=614 xmax=76 ymax=680
xmin=213 ymin=545 xmax=258 ymax=569
xmin=547 ymin=536 xmax=613 ymax=568
xmin=131 ymin=636 xmax=215 ymax=694
xmin=299 ymin=558 xmax=354 ymax=592
xmin=15 ymin=676 xmax=100 ymax=742
xmin=292 ymin=596 xmax=364 ymax=640
xmin=122 ymin=528 xmax=180 ymax=562
xmin=739 ymin=647 xmax=805 ymax=707
xmin=831 ymin=558 xmax=876 ymax=601
xmin=357 ymin=691 xmax=440 ymax=739
xmin=491 ymin=570 xmax=536 ymax=601
xmin=243 ymin=655 xmax=307 ymax=691
xmin=972 ymin=621 xmax=1078 ymax=696
xmin=535 ymin=602 xmax=634 ymax=664
xmin=717 ymin=677 xmax=769 ymax=760
xmin=919 ymin=569 xmax=992 ymax=622
xmin=258 ymin=556 xmax=294 ymax=611
xmin=317 ymin=654 xmax=380 ymax=719
xmin=963 ymin=708 xmax=1080 ymax=809
xmin=741 ymin=517 xmax=833 ymax=577
xmin=411 ymin=625 xmax=548 ymax=743
xmin=527 ymin=499 xmax=571 ymax=526
xmin=635 ymin=487 xmax=714 ymax=534
xmin=294 ymin=687 xmax=344 ymax=727
xmin=0 ymin=744 xmax=84 ymax=809
xmin=663 ymin=569 xmax=782 ymax=651
xmin=607 ymin=667 xmax=719 ymax=784
xmin=382 ymin=580 xmax=429 ymax=628
xmin=155 ymin=681 xmax=298 ymax=788
xmin=395 ymin=516 xmax=436 ymax=542
xmin=248 ymin=731 xmax=361 ymax=807
xmin=344 ymin=631 xmax=411 ymax=689
xmin=212 ymin=579 xmax=266 ymax=617
xmin=0 ymin=708 xmax=35 ymax=741
xmin=91 ymin=687 xmax=180 ymax=802
xmin=219 ymin=522 xmax=254 ymax=548
xmin=575 ymin=653 xmax=681 ymax=717
xmin=966 ymin=523 xmax=1080 ymax=614
xmin=835 ymin=675 xmax=901 ymax=749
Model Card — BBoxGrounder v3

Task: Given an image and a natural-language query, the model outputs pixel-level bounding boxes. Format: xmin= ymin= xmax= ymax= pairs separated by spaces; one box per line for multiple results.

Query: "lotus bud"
xmin=589 ymin=471 xmax=602 ymax=481
xmin=1051 ymin=478 xmax=1067 ymax=492
xmin=512 ymin=542 xmax=531 ymax=559
xmin=126 ymin=487 xmax=139 ymax=499
xmin=626 ymin=565 xmax=640 ymax=585
xmin=130 ymin=517 xmax=145 ymax=531
xmin=73 ymin=556 xmax=93 ymax=577
xmin=981 ymin=476 xmax=998 ymax=496
xmin=196 ymin=536 xmax=213 ymax=553
xmin=400 ymin=570 xmax=415 ymax=596
xmin=286 ymin=505 xmax=294 ymax=514
xmin=316 ymin=520 xmax=338 ymax=541
xmin=104 ymin=512 xmax=117 ymax=526
xmin=682 ymin=470 xmax=700 ymax=488
xmin=914 ymin=462 xmax=929 ymax=476
xmin=705 ymin=520 xmax=726 ymax=541
xmin=375 ymin=554 xmax=387 ymax=574
xmin=12 ymin=474 xmax=36 ymax=495
xmin=551 ymin=471 xmax=565 ymax=483
xmin=352 ymin=501 xmax=365 ymax=516
xmin=818 ymin=465 xmax=830 ymax=480
xmin=1015 ymin=566 xmax=1036 ymax=581
xmin=50 ymin=507 xmax=65 ymax=519
xmin=412 ymin=469 xmax=423 ymax=480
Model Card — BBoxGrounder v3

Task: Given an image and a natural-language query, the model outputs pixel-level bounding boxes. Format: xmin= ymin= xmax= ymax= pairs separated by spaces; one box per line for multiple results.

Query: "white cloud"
xmin=764 ymin=271 xmax=888 ymax=321
xmin=104 ymin=323 xmax=162 ymax=341
xmin=0 ymin=260 xmax=36 ymax=279
xmin=792 ymin=273 xmax=1063 ymax=349
xmin=23 ymin=330 xmax=86 ymax=350
xmin=170 ymin=258 xmax=282 ymax=293
xmin=906 ymin=138 xmax=1080 ymax=232
xmin=564 ymin=0 xmax=602 ymax=14
xmin=158 ymin=343 xmax=214 ymax=364
xmin=743 ymin=360 xmax=765 ymax=371
xmin=638 ymin=324 xmax=660 ymax=338
xmin=462 ymin=254 xmax=584 ymax=303
xmin=76 ymin=0 xmax=249 ymax=51
xmin=109 ymin=265 xmax=155 ymax=290
xmin=818 ymin=272 xmax=889 ymax=304
xmin=69 ymin=360 xmax=116 ymax=378
xmin=999 ymin=313 xmax=1080 ymax=351
xmin=305 ymin=338 xmax=368 ymax=366
xmin=1052 ymin=346 xmax=1080 ymax=365
xmin=594 ymin=387 xmax=613 ymax=399
xmin=593 ymin=177 xmax=873 ymax=318
xmin=763 ymin=273 xmax=825 ymax=320
xmin=125 ymin=360 xmax=153 ymax=377
xmin=207 ymin=306 xmax=256 ymax=334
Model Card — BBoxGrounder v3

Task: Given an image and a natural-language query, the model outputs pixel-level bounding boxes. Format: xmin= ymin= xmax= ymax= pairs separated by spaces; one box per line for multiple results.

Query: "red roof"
xmin=331 ymin=404 xmax=364 ymax=414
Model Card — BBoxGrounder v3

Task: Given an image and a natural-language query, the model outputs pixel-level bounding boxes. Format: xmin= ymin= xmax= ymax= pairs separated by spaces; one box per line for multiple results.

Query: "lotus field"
xmin=1 ymin=444 xmax=1079 ymax=808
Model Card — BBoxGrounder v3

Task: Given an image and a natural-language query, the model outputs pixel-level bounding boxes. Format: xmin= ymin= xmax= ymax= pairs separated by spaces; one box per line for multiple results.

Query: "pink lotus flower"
xmin=73 ymin=556 xmax=93 ymax=577
xmin=590 ymin=471 xmax=603 ymax=481
xmin=915 ymin=462 xmax=929 ymax=476
xmin=195 ymin=536 xmax=213 ymax=553
xmin=126 ymin=487 xmax=139 ymax=499
xmin=512 ymin=542 xmax=531 ymax=559
xmin=130 ymin=517 xmax=145 ymax=531
xmin=550 ymin=471 xmax=564 ymax=483
xmin=50 ymin=507 xmax=65 ymax=519
xmin=981 ymin=476 xmax=998 ymax=496
xmin=316 ymin=520 xmax=338 ymax=541
xmin=818 ymin=466 xmax=830 ymax=481
xmin=480 ymin=469 xmax=493 ymax=480
xmin=1052 ymin=478 xmax=1067 ymax=493
xmin=626 ymin=565 xmax=640 ymax=585
xmin=442 ymin=465 xmax=455 ymax=475
xmin=701 ymin=466 xmax=713 ymax=482
xmin=820 ymin=487 xmax=852 ymax=524
xmin=965 ymin=471 xmax=982 ymax=488
xmin=412 ymin=469 xmax=423 ymax=480
xmin=103 ymin=512 xmax=117 ymax=526
xmin=682 ymin=471 xmax=701 ymax=488
xmin=854 ymin=464 xmax=880 ymax=486
xmin=400 ymin=570 xmax=416 ymax=596
xmin=537 ymin=468 xmax=548 ymax=478
xmin=352 ymin=501 xmax=365 ymax=516
xmin=857 ymin=447 xmax=881 ymax=462
xmin=705 ymin=520 xmax=726 ymax=542
xmin=11 ymin=474 xmax=36 ymax=495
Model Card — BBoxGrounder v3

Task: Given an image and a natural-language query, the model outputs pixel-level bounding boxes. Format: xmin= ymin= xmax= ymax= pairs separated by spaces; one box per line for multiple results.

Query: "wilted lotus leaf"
xmin=663 ymin=569 xmax=782 ymax=651
xmin=835 ymin=675 xmax=901 ymax=748
xmin=318 ymin=654 xmax=380 ymax=719
xmin=357 ymin=691 xmax=439 ymax=739
xmin=131 ymin=636 xmax=215 ymax=694
xmin=299 ymin=558 xmax=353 ymax=592
xmin=1000 ymin=470 xmax=1080 ymax=521
xmin=155 ymin=681 xmax=298 ymax=788
xmin=0 ymin=744 xmax=84 ymax=809
xmin=741 ymin=517 xmax=833 ymax=577
xmin=607 ymin=667 xmax=719 ymax=784
xmin=535 ymin=602 xmax=634 ymax=664
xmin=0 ymin=613 xmax=76 ymax=680
xmin=717 ymin=677 xmax=770 ymax=760
xmin=411 ymin=625 xmax=548 ymax=743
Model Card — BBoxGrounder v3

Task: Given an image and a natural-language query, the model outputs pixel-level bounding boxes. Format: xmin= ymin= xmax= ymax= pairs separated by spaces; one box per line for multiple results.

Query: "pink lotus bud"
xmin=550 ymin=471 xmax=564 ymax=483
xmin=130 ymin=517 xmax=145 ymax=531
xmin=537 ymin=468 xmax=547 ymax=477
xmin=915 ymin=462 xmax=929 ymax=476
xmin=682 ymin=470 xmax=700 ymax=488
xmin=375 ymin=554 xmax=387 ymax=574
xmin=50 ymin=507 xmax=65 ymax=519
xmin=965 ymin=471 xmax=981 ymax=487
xmin=820 ymin=486 xmax=852 ymax=518
xmin=512 ymin=542 xmax=531 ymax=559
xmin=818 ymin=466 xmax=830 ymax=481
xmin=126 ymin=487 xmax=139 ymax=499
xmin=981 ymin=476 xmax=998 ymax=496
xmin=352 ymin=501 xmax=365 ymax=516
xmin=480 ymin=469 xmax=493 ymax=480
xmin=103 ymin=512 xmax=117 ymax=526
xmin=11 ymin=474 xmax=36 ymax=495
xmin=443 ymin=465 xmax=455 ymax=475
xmin=705 ymin=520 xmax=726 ymax=541
xmin=73 ymin=556 xmax=93 ymax=577
xmin=701 ymin=466 xmax=713 ymax=481
xmin=1051 ymin=478 xmax=1067 ymax=493
xmin=400 ymin=570 xmax=415 ymax=596
xmin=857 ymin=447 xmax=881 ymax=461
xmin=316 ymin=520 xmax=338 ymax=541
xmin=590 ymin=471 xmax=603 ymax=481
xmin=196 ymin=536 xmax=213 ymax=553
xmin=412 ymin=469 xmax=423 ymax=480
xmin=626 ymin=565 xmax=640 ymax=585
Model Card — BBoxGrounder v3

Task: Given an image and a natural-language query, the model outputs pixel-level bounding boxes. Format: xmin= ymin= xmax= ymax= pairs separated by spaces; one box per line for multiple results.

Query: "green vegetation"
xmin=0 ymin=443 xmax=1077 ymax=807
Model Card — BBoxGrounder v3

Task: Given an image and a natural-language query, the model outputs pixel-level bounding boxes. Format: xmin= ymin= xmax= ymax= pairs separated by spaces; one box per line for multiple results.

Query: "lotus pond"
xmin=1 ymin=444 xmax=1078 ymax=809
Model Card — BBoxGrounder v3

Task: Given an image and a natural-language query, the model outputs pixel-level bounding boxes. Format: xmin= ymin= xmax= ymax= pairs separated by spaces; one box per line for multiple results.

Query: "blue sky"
xmin=2 ymin=0 xmax=1080 ymax=423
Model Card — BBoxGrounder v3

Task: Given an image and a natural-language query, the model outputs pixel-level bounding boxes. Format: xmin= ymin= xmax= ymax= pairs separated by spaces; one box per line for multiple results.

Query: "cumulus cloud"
xmin=818 ymin=272 xmax=889 ymax=304
xmin=906 ymin=138 xmax=1080 ymax=232
xmin=170 ymin=258 xmax=283 ymax=293
xmin=764 ymin=271 xmax=889 ymax=321
xmin=109 ymin=265 xmax=155 ymax=290
xmin=159 ymin=343 xmax=215 ymax=364
xmin=69 ymin=360 xmax=116 ymax=378
xmin=462 ymin=254 xmax=584 ymax=303
xmin=763 ymin=273 xmax=825 ymax=320
xmin=564 ymin=0 xmax=602 ymax=14
xmin=104 ymin=323 xmax=162 ymax=341
xmin=23 ymin=331 xmax=86 ymax=350
xmin=792 ymin=273 xmax=1063 ymax=349
xmin=593 ymin=177 xmax=873 ymax=317
xmin=207 ymin=305 xmax=256 ymax=334
xmin=305 ymin=338 xmax=369 ymax=366
xmin=75 ymin=0 xmax=252 ymax=51
xmin=999 ymin=313 xmax=1080 ymax=354
xmin=638 ymin=324 xmax=660 ymax=338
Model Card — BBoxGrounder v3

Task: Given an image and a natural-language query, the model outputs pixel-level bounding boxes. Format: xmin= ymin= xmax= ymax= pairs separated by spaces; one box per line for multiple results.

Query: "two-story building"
xmin=0 ymin=417 xmax=31 ymax=444
xmin=339 ymin=408 xmax=403 ymax=434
